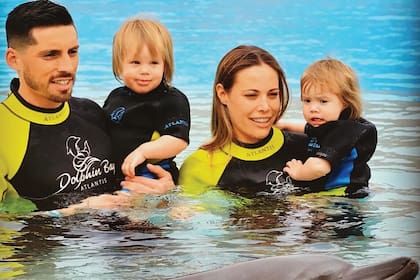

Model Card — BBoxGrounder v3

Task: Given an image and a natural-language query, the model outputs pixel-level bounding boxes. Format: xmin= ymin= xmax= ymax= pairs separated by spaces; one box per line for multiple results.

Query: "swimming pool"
xmin=0 ymin=0 xmax=419 ymax=279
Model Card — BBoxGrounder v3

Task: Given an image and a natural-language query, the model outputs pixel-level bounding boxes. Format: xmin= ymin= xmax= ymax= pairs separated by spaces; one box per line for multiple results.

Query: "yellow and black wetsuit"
xmin=0 ymin=79 xmax=118 ymax=211
xmin=103 ymin=82 xmax=190 ymax=182
xmin=178 ymin=127 xmax=308 ymax=198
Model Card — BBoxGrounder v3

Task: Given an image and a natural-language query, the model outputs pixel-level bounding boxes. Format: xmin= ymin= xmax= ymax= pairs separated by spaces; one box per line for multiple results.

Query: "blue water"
xmin=1 ymin=0 xmax=419 ymax=100
xmin=0 ymin=1 xmax=419 ymax=279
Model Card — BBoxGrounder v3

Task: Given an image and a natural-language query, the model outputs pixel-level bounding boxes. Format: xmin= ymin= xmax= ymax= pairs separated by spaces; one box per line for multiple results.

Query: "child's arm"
xmin=283 ymin=157 xmax=331 ymax=181
xmin=122 ymin=135 xmax=188 ymax=177
xmin=275 ymin=121 xmax=306 ymax=133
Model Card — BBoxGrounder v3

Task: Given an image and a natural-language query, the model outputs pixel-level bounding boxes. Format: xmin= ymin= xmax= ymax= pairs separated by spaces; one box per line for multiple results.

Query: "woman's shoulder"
xmin=182 ymin=147 xmax=230 ymax=165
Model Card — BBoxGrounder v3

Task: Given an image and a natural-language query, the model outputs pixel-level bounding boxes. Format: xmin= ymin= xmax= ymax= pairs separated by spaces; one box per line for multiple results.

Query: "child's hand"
xmin=122 ymin=147 xmax=146 ymax=177
xmin=283 ymin=159 xmax=304 ymax=179
xmin=284 ymin=157 xmax=331 ymax=181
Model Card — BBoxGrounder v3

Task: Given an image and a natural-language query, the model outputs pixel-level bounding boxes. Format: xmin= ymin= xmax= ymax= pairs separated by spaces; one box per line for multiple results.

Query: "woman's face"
xmin=217 ymin=63 xmax=281 ymax=144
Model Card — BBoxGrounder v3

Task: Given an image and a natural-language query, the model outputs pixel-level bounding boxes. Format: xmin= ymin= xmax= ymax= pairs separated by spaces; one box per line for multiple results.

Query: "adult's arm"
xmin=275 ymin=121 xmax=306 ymax=133
xmin=41 ymin=163 xmax=175 ymax=217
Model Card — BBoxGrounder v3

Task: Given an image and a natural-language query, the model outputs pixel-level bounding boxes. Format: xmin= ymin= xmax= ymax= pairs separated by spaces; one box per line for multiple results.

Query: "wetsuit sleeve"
xmin=158 ymin=88 xmax=190 ymax=143
xmin=0 ymin=102 xmax=37 ymax=211
xmin=356 ymin=120 xmax=377 ymax=162
xmin=310 ymin=121 xmax=367 ymax=168
xmin=284 ymin=131 xmax=309 ymax=161
xmin=179 ymin=149 xmax=229 ymax=195
xmin=0 ymin=103 xmax=28 ymax=201
xmin=178 ymin=149 xmax=249 ymax=212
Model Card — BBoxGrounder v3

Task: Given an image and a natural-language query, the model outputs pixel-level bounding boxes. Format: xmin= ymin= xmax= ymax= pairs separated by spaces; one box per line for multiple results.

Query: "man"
xmin=0 ymin=0 xmax=173 ymax=212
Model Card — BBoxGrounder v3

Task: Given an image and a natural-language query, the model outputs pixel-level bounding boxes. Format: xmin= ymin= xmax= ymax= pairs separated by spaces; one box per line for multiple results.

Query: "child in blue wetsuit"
xmin=103 ymin=17 xmax=190 ymax=183
xmin=277 ymin=58 xmax=377 ymax=198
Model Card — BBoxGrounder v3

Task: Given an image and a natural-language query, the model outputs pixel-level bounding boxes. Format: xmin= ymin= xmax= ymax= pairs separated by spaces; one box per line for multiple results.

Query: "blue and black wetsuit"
xmin=302 ymin=109 xmax=377 ymax=198
xmin=103 ymin=81 xmax=190 ymax=183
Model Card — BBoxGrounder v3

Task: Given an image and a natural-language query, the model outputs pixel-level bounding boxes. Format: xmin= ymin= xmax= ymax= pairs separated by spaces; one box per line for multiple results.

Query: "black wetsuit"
xmin=0 ymin=78 xmax=118 ymax=210
xmin=103 ymin=82 xmax=190 ymax=182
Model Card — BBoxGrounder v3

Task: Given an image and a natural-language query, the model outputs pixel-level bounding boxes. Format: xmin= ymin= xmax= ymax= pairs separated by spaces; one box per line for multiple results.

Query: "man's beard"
xmin=23 ymin=70 xmax=74 ymax=103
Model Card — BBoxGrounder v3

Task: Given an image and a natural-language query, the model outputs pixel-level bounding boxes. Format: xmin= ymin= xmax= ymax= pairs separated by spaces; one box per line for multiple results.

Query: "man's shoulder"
xmin=69 ymin=96 xmax=100 ymax=108
xmin=0 ymin=95 xmax=22 ymax=126
xmin=68 ymin=97 xmax=106 ymax=123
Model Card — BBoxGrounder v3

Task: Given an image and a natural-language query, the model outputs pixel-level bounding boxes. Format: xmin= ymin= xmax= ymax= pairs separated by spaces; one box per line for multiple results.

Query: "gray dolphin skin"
xmin=174 ymin=254 xmax=419 ymax=280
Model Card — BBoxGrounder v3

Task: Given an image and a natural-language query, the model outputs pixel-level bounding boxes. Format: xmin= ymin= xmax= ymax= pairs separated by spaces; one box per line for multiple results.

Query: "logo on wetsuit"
xmin=110 ymin=107 xmax=126 ymax=123
xmin=55 ymin=136 xmax=115 ymax=192
xmin=307 ymin=137 xmax=320 ymax=153
xmin=257 ymin=170 xmax=298 ymax=196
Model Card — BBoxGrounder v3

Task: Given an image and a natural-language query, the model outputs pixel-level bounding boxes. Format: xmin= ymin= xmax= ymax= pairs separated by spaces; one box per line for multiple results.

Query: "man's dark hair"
xmin=6 ymin=0 xmax=74 ymax=49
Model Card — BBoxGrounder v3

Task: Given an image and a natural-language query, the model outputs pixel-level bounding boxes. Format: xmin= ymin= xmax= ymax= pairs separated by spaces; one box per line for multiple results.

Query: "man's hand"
xmin=121 ymin=163 xmax=175 ymax=194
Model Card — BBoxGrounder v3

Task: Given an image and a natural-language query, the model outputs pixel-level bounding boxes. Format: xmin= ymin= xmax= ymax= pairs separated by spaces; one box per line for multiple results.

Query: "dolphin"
xmin=173 ymin=254 xmax=418 ymax=280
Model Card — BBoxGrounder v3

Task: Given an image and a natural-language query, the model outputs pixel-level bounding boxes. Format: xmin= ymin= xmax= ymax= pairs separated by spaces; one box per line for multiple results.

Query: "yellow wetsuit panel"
xmin=0 ymin=100 xmax=29 ymax=199
xmin=179 ymin=148 xmax=231 ymax=195
xmin=179 ymin=128 xmax=291 ymax=196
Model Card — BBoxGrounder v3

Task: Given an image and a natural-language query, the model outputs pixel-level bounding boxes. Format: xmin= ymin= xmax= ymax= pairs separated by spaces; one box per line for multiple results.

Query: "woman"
xmin=178 ymin=45 xmax=308 ymax=198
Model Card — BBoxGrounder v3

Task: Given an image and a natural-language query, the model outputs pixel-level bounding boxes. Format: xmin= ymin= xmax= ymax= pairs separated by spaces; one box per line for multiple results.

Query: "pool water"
xmin=0 ymin=0 xmax=419 ymax=279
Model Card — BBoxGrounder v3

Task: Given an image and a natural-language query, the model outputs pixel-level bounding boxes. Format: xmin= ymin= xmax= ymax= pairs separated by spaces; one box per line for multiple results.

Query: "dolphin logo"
xmin=260 ymin=170 xmax=297 ymax=196
xmin=65 ymin=136 xmax=100 ymax=173
xmin=110 ymin=107 xmax=126 ymax=123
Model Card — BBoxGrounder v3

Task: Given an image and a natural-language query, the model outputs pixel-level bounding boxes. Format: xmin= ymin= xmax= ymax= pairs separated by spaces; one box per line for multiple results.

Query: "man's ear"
xmin=216 ymin=83 xmax=228 ymax=105
xmin=5 ymin=47 xmax=19 ymax=70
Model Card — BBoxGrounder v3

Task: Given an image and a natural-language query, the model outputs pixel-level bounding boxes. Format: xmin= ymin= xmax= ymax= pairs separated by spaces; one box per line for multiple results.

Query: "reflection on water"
xmin=1 ymin=181 xmax=418 ymax=279
xmin=0 ymin=0 xmax=419 ymax=279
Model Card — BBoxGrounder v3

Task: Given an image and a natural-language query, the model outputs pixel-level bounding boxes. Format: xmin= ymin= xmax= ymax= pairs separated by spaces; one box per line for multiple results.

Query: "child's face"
xmin=120 ymin=45 xmax=164 ymax=94
xmin=301 ymin=85 xmax=346 ymax=127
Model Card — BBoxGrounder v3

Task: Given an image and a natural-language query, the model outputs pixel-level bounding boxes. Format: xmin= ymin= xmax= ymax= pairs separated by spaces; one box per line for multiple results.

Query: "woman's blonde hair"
xmin=301 ymin=58 xmax=362 ymax=119
xmin=201 ymin=45 xmax=289 ymax=151
xmin=112 ymin=16 xmax=174 ymax=85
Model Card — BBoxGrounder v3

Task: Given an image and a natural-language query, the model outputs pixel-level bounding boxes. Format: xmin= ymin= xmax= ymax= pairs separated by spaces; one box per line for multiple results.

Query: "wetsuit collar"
xmin=2 ymin=78 xmax=70 ymax=125
xmin=222 ymin=127 xmax=285 ymax=160
xmin=339 ymin=107 xmax=351 ymax=120
xmin=124 ymin=79 xmax=168 ymax=97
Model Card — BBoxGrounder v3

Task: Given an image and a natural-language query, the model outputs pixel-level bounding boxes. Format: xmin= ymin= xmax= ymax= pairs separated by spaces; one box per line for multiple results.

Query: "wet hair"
xmin=6 ymin=0 xmax=75 ymax=50
xmin=202 ymin=45 xmax=289 ymax=151
xmin=112 ymin=17 xmax=174 ymax=85
xmin=301 ymin=57 xmax=362 ymax=120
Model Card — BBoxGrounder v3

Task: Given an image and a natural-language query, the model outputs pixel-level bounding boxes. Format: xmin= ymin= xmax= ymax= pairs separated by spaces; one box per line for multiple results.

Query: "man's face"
xmin=7 ymin=25 xmax=79 ymax=108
